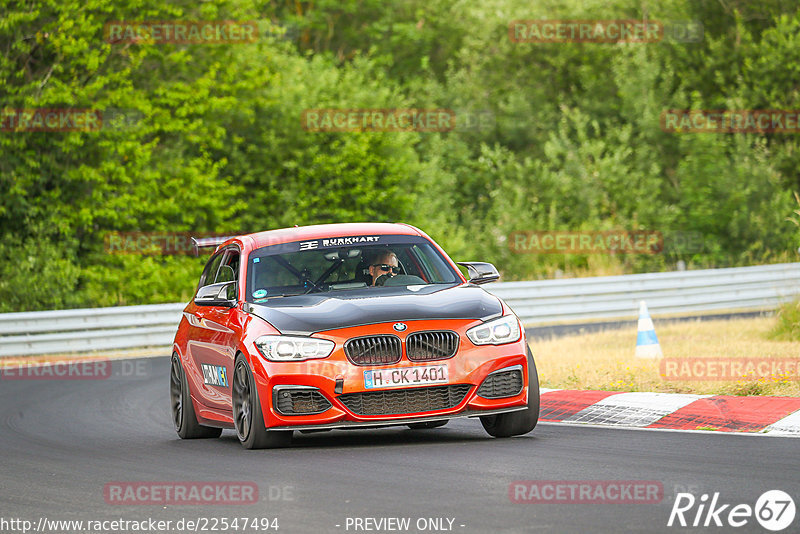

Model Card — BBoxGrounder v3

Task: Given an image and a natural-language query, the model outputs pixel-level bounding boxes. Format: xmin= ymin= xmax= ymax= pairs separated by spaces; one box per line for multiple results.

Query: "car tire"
xmin=232 ymin=354 xmax=292 ymax=449
xmin=480 ymin=346 xmax=540 ymax=438
xmin=407 ymin=421 xmax=448 ymax=429
xmin=170 ymin=354 xmax=223 ymax=439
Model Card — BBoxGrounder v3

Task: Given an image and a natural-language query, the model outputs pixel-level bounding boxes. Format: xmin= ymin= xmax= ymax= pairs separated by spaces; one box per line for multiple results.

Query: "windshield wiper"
xmin=257 ymin=292 xmax=306 ymax=300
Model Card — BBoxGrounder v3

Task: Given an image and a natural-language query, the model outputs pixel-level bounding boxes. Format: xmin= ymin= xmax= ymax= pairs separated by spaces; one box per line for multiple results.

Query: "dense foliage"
xmin=2 ymin=0 xmax=800 ymax=311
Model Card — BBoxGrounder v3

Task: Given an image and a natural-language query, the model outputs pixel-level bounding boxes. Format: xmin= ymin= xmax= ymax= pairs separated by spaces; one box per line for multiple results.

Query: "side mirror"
xmin=457 ymin=262 xmax=500 ymax=285
xmin=195 ymin=281 xmax=237 ymax=307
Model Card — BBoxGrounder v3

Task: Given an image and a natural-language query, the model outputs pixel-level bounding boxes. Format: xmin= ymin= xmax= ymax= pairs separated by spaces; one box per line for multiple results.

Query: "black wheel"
xmin=407 ymin=420 xmax=448 ymax=429
xmin=232 ymin=354 xmax=292 ymax=449
xmin=480 ymin=346 xmax=540 ymax=438
xmin=170 ymin=354 xmax=222 ymax=439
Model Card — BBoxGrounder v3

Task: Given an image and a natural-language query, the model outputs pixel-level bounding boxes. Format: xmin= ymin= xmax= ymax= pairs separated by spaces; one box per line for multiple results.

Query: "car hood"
xmin=246 ymin=284 xmax=503 ymax=335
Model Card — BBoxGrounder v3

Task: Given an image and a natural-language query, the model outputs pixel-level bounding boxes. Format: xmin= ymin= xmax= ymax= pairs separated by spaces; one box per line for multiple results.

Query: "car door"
xmin=185 ymin=247 xmax=241 ymax=411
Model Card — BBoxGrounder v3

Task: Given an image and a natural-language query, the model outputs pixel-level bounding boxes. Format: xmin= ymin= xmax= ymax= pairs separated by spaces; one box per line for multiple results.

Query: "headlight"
xmin=255 ymin=335 xmax=335 ymax=362
xmin=466 ymin=315 xmax=521 ymax=346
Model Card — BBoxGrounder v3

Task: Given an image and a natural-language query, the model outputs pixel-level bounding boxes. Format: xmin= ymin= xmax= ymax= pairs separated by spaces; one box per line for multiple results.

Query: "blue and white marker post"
xmin=635 ymin=301 xmax=663 ymax=359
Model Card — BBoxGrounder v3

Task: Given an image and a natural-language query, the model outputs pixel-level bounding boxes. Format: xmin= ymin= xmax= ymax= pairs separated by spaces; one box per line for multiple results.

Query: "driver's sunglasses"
xmin=372 ymin=264 xmax=401 ymax=275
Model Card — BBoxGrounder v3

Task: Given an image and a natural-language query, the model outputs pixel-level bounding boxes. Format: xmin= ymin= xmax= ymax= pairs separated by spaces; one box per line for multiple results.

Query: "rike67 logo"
xmin=668 ymin=490 xmax=796 ymax=531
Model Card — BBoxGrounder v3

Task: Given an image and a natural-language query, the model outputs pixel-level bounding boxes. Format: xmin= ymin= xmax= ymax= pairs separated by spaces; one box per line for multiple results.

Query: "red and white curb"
xmin=539 ymin=389 xmax=800 ymax=436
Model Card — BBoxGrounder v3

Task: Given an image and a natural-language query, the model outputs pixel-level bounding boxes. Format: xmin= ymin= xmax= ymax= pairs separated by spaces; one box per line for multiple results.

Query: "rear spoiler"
xmin=191 ymin=236 xmax=236 ymax=256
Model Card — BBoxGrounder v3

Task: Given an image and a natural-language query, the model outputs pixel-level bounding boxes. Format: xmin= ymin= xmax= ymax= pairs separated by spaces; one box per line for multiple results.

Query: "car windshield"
xmin=246 ymin=235 xmax=460 ymax=300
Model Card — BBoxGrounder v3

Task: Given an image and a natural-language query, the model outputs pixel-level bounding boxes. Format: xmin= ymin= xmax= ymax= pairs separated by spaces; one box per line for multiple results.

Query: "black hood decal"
xmin=247 ymin=284 xmax=502 ymax=335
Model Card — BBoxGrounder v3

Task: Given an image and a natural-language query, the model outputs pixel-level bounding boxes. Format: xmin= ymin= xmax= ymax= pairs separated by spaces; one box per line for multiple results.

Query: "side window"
xmin=400 ymin=247 xmax=428 ymax=283
xmin=198 ymin=253 xmax=224 ymax=289
xmin=217 ymin=249 xmax=239 ymax=283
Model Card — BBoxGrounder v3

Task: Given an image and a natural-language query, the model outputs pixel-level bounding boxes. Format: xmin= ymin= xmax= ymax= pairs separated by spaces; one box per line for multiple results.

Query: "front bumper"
xmin=268 ymin=407 xmax=527 ymax=432
xmin=249 ymin=319 xmax=530 ymax=429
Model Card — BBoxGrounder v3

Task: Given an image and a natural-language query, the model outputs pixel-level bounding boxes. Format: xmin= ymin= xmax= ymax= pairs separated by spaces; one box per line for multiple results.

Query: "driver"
xmin=368 ymin=250 xmax=400 ymax=286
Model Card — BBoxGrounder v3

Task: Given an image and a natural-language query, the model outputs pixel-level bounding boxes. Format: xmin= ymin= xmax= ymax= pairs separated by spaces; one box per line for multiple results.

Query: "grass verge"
xmin=531 ymin=317 xmax=800 ymax=396
xmin=769 ymin=299 xmax=800 ymax=341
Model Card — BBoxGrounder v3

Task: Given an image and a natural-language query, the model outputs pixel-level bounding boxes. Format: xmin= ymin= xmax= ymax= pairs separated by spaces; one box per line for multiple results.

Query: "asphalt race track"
xmin=1 ymin=356 xmax=798 ymax=534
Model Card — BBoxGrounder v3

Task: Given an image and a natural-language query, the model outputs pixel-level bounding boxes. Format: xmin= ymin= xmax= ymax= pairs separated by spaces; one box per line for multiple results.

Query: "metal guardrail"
xmin=1 ymin=263 xmax=798 ymax=357
xmin=0 ymin=303 xmax=185 ymax=357
xmin=487 ymin=262 xmax=800 ymax=323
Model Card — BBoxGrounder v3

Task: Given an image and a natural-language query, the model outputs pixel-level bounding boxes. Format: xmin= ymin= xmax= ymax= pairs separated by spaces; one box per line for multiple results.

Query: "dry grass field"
xmin=530 ymin=317 xmax=800 ymax=396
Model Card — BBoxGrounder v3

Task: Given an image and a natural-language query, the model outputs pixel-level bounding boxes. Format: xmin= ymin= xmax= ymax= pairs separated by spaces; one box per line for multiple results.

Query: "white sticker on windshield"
xmin=320 ymin=236 xmax=380 ymax=247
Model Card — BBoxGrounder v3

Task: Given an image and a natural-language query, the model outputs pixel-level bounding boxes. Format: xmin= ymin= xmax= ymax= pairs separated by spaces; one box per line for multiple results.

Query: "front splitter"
xmin=269 ymin=406 xmax=527 ymax=431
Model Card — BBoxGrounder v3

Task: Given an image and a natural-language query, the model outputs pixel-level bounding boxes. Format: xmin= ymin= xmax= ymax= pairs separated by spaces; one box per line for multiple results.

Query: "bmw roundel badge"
xmin=393 ymin=323 xmax=407 ymax=332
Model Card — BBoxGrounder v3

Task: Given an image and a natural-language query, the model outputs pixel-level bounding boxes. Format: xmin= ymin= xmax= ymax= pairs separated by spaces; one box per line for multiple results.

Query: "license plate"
xmin=363 ymin=364 xmax=448 ymax=389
